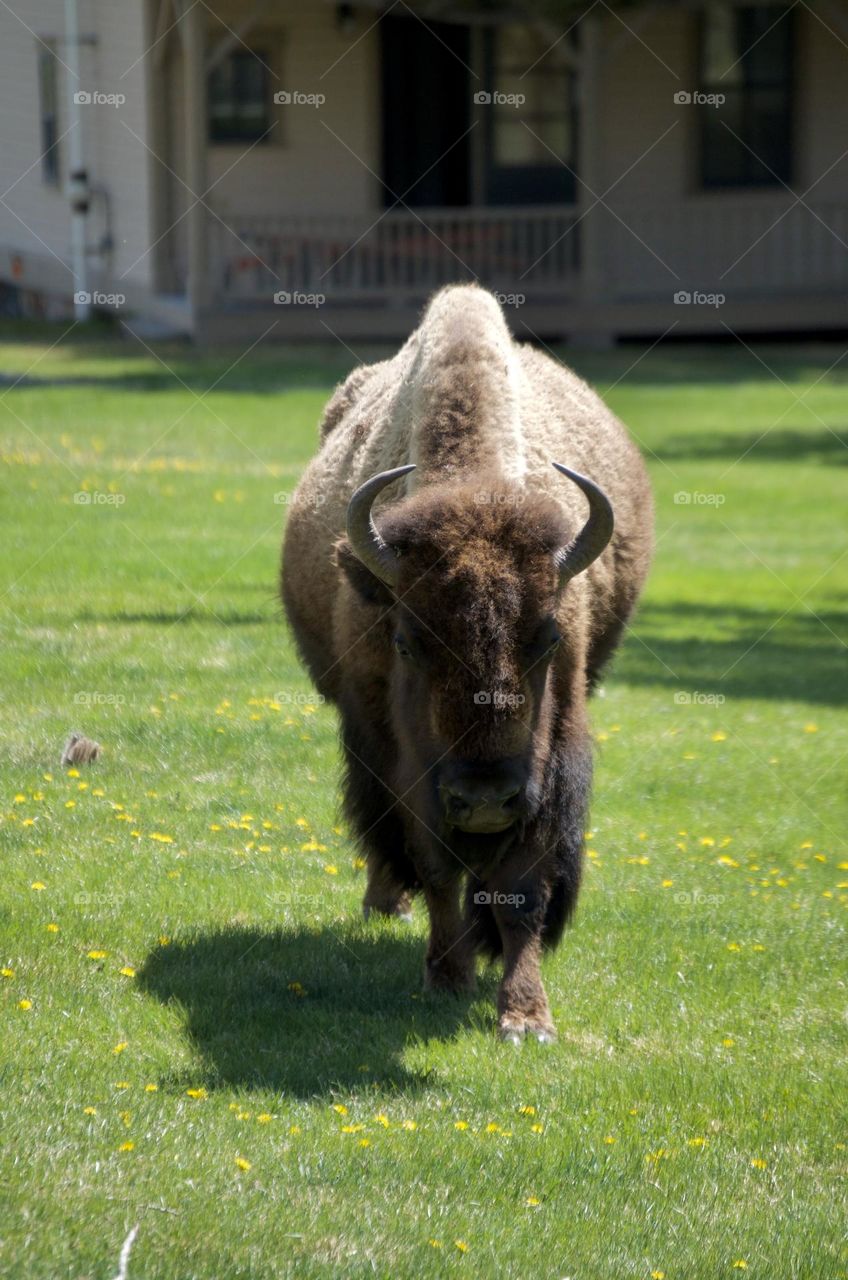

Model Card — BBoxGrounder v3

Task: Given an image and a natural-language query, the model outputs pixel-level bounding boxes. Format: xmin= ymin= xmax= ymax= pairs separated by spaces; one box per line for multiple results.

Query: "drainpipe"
xmin=64 ymin=0 xmax=91 ymax=320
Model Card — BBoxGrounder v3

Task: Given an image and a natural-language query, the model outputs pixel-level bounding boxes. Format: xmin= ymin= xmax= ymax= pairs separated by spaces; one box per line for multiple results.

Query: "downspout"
xmin=64 ymin=0 xmax=91 ymax=319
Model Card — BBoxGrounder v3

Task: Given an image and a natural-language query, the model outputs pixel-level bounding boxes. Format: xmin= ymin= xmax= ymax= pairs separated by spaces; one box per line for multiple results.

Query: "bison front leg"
xmin=490 ymin=887 xmax=556 ymax=1044
xmin=422 ymin=878 xmax=476 ymax=994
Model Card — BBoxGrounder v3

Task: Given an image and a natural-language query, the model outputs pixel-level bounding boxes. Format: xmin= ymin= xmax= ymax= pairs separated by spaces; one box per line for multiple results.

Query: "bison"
xmin=282 ymin=284 xmax=653 ymax=1042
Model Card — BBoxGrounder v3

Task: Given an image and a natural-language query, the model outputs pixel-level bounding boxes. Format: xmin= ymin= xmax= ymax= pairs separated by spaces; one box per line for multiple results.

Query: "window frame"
xmin=697 ymin=3 xmax=795 ymax=191
xmin=207 ymin=45 xmax=275 ymax=146
xmin=37 ymin=44 xmax=61 ymax=187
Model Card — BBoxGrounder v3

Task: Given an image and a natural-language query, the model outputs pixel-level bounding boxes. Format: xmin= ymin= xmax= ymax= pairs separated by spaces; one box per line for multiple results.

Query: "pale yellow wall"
xmin=204 ymin=0 xmax=380 ymax=219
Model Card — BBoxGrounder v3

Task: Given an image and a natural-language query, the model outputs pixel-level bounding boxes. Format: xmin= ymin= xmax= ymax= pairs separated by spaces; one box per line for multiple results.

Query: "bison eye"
xmin=393 ymin=634 xmax=413 ymax=660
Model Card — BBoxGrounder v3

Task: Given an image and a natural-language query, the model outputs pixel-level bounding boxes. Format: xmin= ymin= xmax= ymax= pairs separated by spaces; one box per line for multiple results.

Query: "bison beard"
xmin=281 ymin=284 xmax=653 ymax=1042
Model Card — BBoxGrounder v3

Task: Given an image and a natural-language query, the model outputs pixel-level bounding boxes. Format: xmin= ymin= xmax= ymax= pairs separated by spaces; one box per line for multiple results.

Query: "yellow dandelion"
xmin=1 ymin=968 xmax=14 ymax=979
xmin=428 ymin=1239 xmax=442 ymax=1249
xmin=733 ymin=1263 xmax=748 ymax=1271
xmin=803 ymin=723 xmax=818 ymax=733
xmin=332 ymin=1104 xmax=348 ymax=1116
xmin=603 ymin=1135 xmax=616 ymax=1145
xmin=289 ymin=1125 xmax=301 ymax=1135
xmin=46 ymin=923 xmax=59 ymax=933
xmin=257 ymin=1113 xmax=273 ymax=1124
xmin=112 ymin=1041 xmax=128 ymax=1054
xmin=186 ymin=1088 xmax=207 ymax=1100
xmin=145 ymin=1084 xmax=158 ymax=1093
xmin=118 ymin=1141 xmax=135 ymax=1152
xmin=88 ymin=950 xmax=108 ymax=960
xmin=18 ymin=999 xmax=33 ymax=1010
xmin=722 ymin=1038 xmax=735 ymax=1047
xmin=454 ymin=1121 xmax=469 ymax=1131
xmin=83 ymin=1106 xmax=97 ymax=1116
xmin=375 ymin=1114 xmax=390 ymax=1128
xmin=518 ymin=1105 xmax=536 ymax=1115
xmin=661 ymin=879 xmax=673 ymax=888
xmin=323 ymin=863 xmax=338 ymax=875
xmin=359 ymin=1138 xmax=371 ymax=1147
xmin=485 ymin=1122 xmax=500 ymax=1133
xmin=531 ymin=1123 xmax=544 ymax=1133
xmin=30 ymin=881 xmax=46 ymax=891
xmin=711 ymin=731 xmax=727 ymax=742
xmin=234 ymin=1157 xmax=251 ymax=1171
xmin=67 ymin=768 xmax=80 ymax=778
xmin=651 ymin=1272 xmax=666 ymax=1279
xmin=401 ymin=1119 xmax=417 ymax=1131
xmin=688 ymin=1136 xmax=708 ymax=1147
xmin=525 ymin=1196 xmax=540 ymax=1206
xmin=115 ymin=1081 xmax=130 ymax=1090
xmin=120 ymin=967 xmax=136 ymax=978
xmin=751 ymin=1157 xmax=767 ymax=1169
xmin=454 ymin=1241 xmax=468 ymax=1253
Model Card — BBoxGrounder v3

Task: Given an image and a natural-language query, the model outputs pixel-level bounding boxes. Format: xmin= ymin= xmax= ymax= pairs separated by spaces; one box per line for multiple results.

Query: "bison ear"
xmin=335 ymin=537 xmax=395 ymax=607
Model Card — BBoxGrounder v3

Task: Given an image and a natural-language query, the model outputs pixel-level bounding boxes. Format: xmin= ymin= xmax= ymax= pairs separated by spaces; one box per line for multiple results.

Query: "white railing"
xmin=210 ymin=198 xmax=848 ymax=305
xmin=211 ymin=205 xmax=582 ymax=302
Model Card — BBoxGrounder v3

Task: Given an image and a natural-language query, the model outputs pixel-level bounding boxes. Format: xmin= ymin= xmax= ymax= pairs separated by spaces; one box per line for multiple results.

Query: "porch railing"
xmin=209 ymin=197 xmax=848 ymax=305
xmin=210 ymin=205 xmax=581 ymax=303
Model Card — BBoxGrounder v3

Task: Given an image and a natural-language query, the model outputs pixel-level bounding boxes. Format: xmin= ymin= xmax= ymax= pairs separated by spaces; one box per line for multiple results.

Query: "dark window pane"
xmin=699 ymin=5 xmax=793 ymax=189
xmin=208 ymin=51 xmax=270 ymax=143
xmin=38 ymin=49 xmax=60 ymax=185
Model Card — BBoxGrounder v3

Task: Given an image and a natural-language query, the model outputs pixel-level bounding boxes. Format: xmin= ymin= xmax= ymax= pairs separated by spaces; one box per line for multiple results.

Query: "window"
xmin=208 ymin=50 xmax=270 ymax=143
xmin=483 ymin=25 xmax=577 ymax=205
xmin=38 ymin=47 xmax=61 ymax=185
xmin=699 ymin=4 xmax=794 ymax=188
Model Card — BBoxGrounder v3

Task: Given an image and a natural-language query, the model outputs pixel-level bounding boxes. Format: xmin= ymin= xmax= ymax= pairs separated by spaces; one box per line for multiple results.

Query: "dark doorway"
xmin=381 ymin=15 xmax=471 ymax=207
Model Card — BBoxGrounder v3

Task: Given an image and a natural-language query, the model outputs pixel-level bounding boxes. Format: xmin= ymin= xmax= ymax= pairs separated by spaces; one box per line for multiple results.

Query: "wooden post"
xmin=183 ymin=0 xmax=209 ymax=328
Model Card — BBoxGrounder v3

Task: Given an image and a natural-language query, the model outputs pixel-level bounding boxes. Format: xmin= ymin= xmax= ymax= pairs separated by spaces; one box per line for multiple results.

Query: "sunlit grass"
xmin=0 ymin=324 xmax=846 ymax=1279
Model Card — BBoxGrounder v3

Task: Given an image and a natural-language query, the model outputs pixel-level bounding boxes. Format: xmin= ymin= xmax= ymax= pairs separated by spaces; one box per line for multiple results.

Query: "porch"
xmin=194 ymin=196 xmax=848 ymax=340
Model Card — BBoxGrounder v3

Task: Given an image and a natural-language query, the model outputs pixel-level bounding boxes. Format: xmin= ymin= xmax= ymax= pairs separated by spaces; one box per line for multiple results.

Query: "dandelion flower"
xmin=83 ymin=1106 xmax=97 ymax=1116
xmin=118 ymin=1142 xmax=135 ymax=1152
xmin=112 ymin=1041 xmax=128 ymax=1054
xmin=751 ymin=1157 xmax=767 ymax=1169
xmin=18 ymin=999 xmax=33 ymax=1010
xmin=30 ymin=882 xmax=46 ymax=891
xmin=525 ymin=1196 xmax=540 ymax=1206
xmin=332 ymin=1104 xmax=348 ymax=1116
xmin=46 ymin=923 xmax=59 ymax=933
xmin=88 ymin=950 xmax=108 ymax=960
xmin=454 ymin=1121 xmax=468 ymax=1131
xmin=234 ymin=1156 xmax=251 ymax=1171
xmin=401 ymin=1119 xmax=417 ymax=1131
xmin=454 ymin=1241 xmax=468 ymax=1253
xmin=145 ymin=1084 xmax=158 ymax=1093
xmin=257 ymin=1113 xmax=273 ymax=1124
xmin=1 ymin=968 xmax=14 ymax=979
xmin=120 ymin=967 xmax=136 ymax=978
xmin=531 ymin=1124 xmax=544 ymax=1134
xmin=186 ymin=1088 xmax=207 ymax=1100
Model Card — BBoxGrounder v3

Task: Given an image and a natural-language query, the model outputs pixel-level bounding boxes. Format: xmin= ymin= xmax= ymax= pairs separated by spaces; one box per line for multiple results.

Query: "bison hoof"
xmin=498 ymin=1014 xmax=557 ymax=1045
xmin=363 ymin=901 xmax=414 ymax=923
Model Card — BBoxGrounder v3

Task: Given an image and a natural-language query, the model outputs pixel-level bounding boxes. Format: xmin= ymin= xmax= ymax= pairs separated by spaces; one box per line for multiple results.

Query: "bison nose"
xmin=441 ymin=779 xmax=522 ymax=831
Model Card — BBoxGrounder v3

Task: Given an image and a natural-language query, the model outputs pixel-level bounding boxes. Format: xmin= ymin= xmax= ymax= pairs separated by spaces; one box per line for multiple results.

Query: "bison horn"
xmin=346 ymin=464 xmax=416 ymax=588
xmin=551 ymin=462 xmax=615 ymax=586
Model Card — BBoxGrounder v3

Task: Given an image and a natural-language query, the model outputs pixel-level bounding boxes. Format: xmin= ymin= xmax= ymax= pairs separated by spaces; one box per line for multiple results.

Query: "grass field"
xmin=0 ymin=320 xmax=846 ymax=1280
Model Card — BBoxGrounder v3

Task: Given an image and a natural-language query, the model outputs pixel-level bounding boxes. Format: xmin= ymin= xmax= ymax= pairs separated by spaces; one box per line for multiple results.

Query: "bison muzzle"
xmin=282 ymin=284 xmax=653 ymax=1043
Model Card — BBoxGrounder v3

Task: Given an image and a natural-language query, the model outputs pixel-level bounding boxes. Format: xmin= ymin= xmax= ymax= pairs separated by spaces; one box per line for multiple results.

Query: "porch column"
xmin=577 ymin=11 xmax=606 ymax=323
xmin=183 ymin=0 xmax=209 ymax=324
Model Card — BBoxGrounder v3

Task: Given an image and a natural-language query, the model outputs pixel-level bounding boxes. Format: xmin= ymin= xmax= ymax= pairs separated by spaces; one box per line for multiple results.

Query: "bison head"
xmin=336 ymin=465 xmax=613 ymax=848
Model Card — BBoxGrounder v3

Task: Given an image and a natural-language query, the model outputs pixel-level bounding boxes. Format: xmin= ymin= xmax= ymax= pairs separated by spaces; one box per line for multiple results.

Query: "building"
xmin=1 ymin=0 xmax=846 ymax=341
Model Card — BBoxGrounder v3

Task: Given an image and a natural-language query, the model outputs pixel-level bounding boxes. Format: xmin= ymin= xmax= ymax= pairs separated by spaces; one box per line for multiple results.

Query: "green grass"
xmin=1 ymin=322 xmax=846 ymax=1280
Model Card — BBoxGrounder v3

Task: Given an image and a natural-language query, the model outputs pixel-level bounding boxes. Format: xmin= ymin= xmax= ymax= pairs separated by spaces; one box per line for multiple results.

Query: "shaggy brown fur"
xmin=281 ymin=284 xmax=653 ymax=1042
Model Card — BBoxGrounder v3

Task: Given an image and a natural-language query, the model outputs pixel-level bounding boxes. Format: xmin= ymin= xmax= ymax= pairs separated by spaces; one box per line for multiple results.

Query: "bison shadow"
xmin=138 ymin=923 xmax=486 ymax=1098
